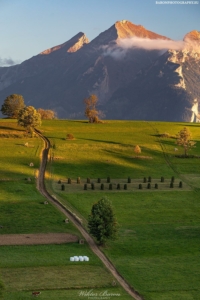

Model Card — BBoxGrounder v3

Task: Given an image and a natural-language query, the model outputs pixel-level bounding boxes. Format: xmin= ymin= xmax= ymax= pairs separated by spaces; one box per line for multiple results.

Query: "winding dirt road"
xmin=36 ymin=130 xmax=144 ymax=300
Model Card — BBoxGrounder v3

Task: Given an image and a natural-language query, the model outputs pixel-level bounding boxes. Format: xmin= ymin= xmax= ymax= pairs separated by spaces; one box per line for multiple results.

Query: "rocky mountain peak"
xmin=40 ymin=32 xmax=89 ymax=55
xmin=184 ymin=30 xmax=200 ymax=43
xmin=67 ymin=33 xmax=89 ymax=53
xmin=114 ymin=20 xmax=170 ymax=40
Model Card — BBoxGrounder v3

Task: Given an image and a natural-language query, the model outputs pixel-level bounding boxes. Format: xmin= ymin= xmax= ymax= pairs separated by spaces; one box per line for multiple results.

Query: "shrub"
xmin=84 ymin=184 xmax=87 ymax=190
xmin=143 ymin=177 xmax=147 ymax=183
xmin=66 ymin=133 xmax=74 ymax=140
xmin=58 ymin=180 xmax=61 ymax=184
xmin=61 ymin=184 xmax=65 ymax=191
xmin=128 ymin=177 xmax=131 ymax=183
xmin=107 ymin=176 xmax=110 ymax=183
xmin=117 ymin=183 xmax=121 ymax=190
xmin=77 ymin=177 xmax=81 ymax=184
xmin=109 ymin=183 xmax=112 ymax=190
xmin=171 ymin=176 xmax=175 ymax=183
xmin=97 ymin=178 xmax=101 ymax=183
xmin=87 ymin=178 xmax=90 ymax=183
xmin=134 ymin=145 xmax=141 ymax=154
xmin=139 ymin=184 xmax=142 ymax=189
xmin=161 ymin=176 xmax=164 ymax=182
xmin=148 ymin=176 xmax=151 ymax=182
xmin=179 ymin=181 xmax=183 ymax=188
xmin=170 ymin=182 xmax=174 ymax=188
xmin=91 ymin=183 xmax=95 ymax=190
xmin=124 ymin=184 xmax=127 ymax=190
xmin=155 ymin=183 xmax=158 ymax=189
xmin=68 ymin=178 xmax=71 ymax=184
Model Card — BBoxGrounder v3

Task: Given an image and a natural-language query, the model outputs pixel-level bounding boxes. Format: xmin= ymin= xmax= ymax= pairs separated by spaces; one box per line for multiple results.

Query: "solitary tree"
xmin=176 ymin=127 xmax=196 ymax=157
xmin=17 ymin=106 xmax=41 ymax=137
xmin=37 ymin=108 xmax=57 ymax=119
xmin=88 ymin=197 xmax=118 ymax=245
xmin=1 ymin=94 xmax=25 ymax=118
xmin=84 ymin=94 xmax=101 ymax=123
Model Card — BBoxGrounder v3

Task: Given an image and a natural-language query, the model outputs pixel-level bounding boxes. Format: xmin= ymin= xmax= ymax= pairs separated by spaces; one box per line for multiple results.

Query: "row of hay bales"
xmin=58 ymin=176 xmax=177 ymax=185
xmin=70 ymin=256 xmax=89 ymax=262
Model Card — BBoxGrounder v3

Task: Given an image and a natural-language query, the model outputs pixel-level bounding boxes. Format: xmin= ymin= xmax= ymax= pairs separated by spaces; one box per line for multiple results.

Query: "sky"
xmin=0 ymin=0 xmax=199 ymax=66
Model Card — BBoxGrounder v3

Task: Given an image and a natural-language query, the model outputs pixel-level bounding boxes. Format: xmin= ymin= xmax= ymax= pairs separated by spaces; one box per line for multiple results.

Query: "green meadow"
xmin=0 ymin=119 xmax=131 ymax=300
xmin=42 ymin=120 xmax=200 ymax=300
xmin=1 ymin=119 xmax=200 ymax=299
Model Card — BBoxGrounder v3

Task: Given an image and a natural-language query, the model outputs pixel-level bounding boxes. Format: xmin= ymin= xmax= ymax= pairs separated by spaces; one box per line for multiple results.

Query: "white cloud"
xmin=102 ymin=37 xmax=186 ymax=59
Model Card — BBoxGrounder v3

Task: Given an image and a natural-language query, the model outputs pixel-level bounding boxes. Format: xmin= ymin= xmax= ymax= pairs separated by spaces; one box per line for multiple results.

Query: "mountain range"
xmin=0 ymin=20 xmax=199 ymax=121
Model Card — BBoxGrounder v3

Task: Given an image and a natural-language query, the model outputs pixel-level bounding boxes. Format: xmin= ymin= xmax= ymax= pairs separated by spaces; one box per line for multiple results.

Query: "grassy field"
xmin=0 ymin=120 xmax=132 ymax=300
xmin=41 ymin=120 xmax=200 ymax=300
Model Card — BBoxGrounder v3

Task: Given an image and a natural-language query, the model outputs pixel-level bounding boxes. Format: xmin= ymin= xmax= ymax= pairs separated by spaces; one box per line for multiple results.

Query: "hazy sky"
xmin=0 ymin=0 xmax=199 ymax=66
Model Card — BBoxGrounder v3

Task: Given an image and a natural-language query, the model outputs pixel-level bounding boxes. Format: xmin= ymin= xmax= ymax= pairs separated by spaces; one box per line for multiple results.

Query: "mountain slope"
xmin=0 ymin=22 xmax=199 ymax=121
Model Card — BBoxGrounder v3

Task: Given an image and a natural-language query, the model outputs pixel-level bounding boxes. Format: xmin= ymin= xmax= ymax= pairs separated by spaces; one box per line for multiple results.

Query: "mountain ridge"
xmin=0 ymin=20 xmax=199 ymax=122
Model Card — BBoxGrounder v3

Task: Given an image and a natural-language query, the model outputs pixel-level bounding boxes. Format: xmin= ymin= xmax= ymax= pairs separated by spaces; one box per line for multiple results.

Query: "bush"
xmin=148 ymin=176 xmax=151 ymax=182
xmin=128 ymin=177 xmax=131 ymax=183
xmin=77 ymin=177 xmax=81 ymax=184
xmin=91 ymin=183 xmax=95 ymax=190
xmin=179 ymin=181 xmax=183 ymax=188
xmin=109 ymin=183 xmax=112 ymax=190
xmin=68 ymin=178 xmax=71 ymax=184
xmin=87 ymin=178 xmax=90 ymax=183
xmin=139 ymin=184 xmax=142 ymax=189
xmin=117 ymin=183 xmax=121 ymax=190
xmin=134 ymin=145 xmax=141 ymax=154
xmin=66 ymin=133 xmax=74 ymax=140
xmin=124 ymin=184 xmax=127 ymax=190
xmin=107 ymin=176 xmax=110 ymax=183
xmin=58 ymin=180 xmax=61 ymax=184
xmin=171 ymin=176 xmax=175 ymax=183
xmin=161 ymin=176 xmax=164 ymax=182
xmin=84 ymin=184 xmax=87 ymax=190
xmin=155 ymin=183 xmax=158 ymax=189
xmin=170 ymin=182 xmax=174 ymax=188
xmin=61 ymin=184 xmax=65 ymax=191
xmin=143 ymin=177 xmax=147 ymax=183
xmin=97 ymin=178 xmax=101 ymax=183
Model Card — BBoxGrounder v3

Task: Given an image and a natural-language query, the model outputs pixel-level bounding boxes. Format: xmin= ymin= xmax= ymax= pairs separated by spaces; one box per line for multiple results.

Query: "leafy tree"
xmin=176 ymin=127 xmax=196 ymax=157
xmin=17 ymin=106 xmax=41 ymax=137
xmin=88 ymin=197 xmax=118 ymax=245
xmin=37 ymin=108 xmax=57 ymax=119
xmin=1 ymin=94 xmax=25 ymax=118
xmin=84 ymin=94 xmax=101 ymax=123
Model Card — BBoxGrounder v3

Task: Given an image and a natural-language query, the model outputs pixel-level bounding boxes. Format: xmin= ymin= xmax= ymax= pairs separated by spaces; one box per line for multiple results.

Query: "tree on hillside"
xmin=88 ymin=197 xmax=118 ymax=245
xmin=84 ymin=94 xmax=101 ymax=123
xmin=1 ymin=94 xmax=25 ymax=118
xmin=37 ymin=108 xmax=57 ymax=119
xmin=17 ymin=106 xmax=41 ymax=137
xmin=176 ymin=127 xmax=196 ymax=157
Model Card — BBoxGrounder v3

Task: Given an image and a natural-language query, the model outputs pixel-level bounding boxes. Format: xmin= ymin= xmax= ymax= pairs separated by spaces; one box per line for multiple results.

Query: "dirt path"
xmin=35 ymin=129 xmax=144 ymax=300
